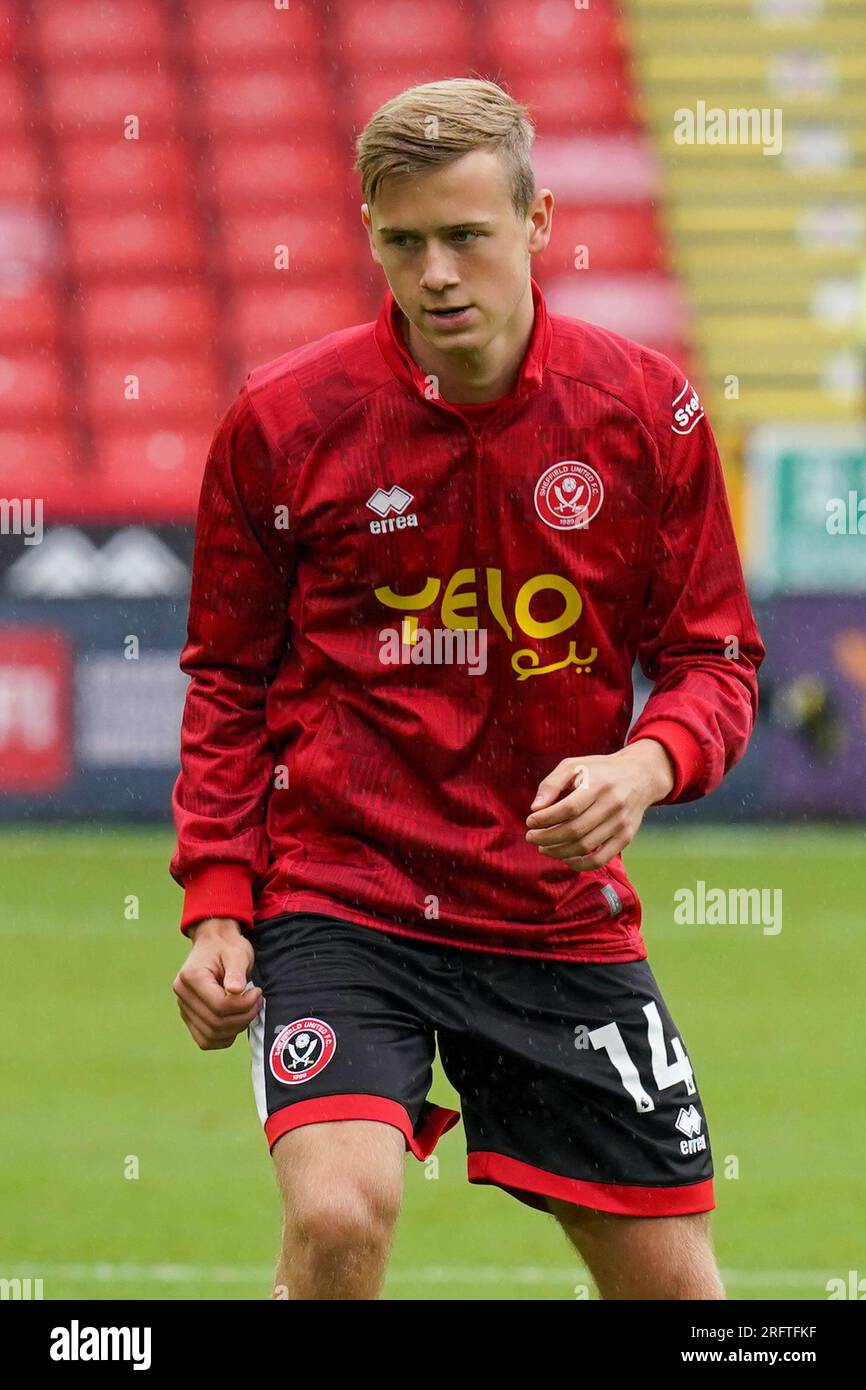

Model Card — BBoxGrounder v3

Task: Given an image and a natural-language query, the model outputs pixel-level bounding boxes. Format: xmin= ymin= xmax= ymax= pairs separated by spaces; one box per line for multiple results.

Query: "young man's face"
xmin=362 ymin=148 xmax=552 ymax=356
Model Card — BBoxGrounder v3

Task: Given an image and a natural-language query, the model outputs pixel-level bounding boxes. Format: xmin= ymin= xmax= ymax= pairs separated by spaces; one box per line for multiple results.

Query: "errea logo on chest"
xmin=366 ymin=485 xmax=418 ymax=534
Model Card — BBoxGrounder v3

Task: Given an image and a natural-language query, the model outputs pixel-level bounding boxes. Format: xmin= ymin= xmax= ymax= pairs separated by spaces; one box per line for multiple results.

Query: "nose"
xmin=419 ymin=241 xmax=460 ymax=295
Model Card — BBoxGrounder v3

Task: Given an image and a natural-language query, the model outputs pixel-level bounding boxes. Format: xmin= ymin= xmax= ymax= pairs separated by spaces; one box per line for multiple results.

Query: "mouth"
xmin=424 ymin=305 xmax=475 ymax=327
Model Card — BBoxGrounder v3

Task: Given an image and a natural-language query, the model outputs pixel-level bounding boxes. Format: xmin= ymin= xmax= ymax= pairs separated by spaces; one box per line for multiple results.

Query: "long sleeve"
xmin=626 ymin=371 xmax=765 ymax=802
xmin=169 ymin=388 xmax=295 ymax=932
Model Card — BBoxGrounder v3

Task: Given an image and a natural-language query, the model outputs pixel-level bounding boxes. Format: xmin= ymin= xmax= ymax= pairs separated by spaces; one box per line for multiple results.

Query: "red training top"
xmin=170 ymin=279 xmax=764 ymax=961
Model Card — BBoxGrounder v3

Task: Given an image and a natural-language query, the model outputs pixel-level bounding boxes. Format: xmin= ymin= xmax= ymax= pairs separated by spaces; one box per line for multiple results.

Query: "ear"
xmin=361 ymin=203 xmax=382 ymax=266
xmin=527 ymin=189 xmax=554 ymax=257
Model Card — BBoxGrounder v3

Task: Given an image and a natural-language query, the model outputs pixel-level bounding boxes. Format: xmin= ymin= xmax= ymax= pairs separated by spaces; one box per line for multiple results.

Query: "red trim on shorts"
xmin=468 ymin=1152 xmax=716 ymax=1216
xmin=265 ymin=1093 xmax=461 ymax=1159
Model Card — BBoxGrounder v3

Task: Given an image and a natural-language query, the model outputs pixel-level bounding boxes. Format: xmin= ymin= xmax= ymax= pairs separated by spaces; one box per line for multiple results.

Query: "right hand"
xmin=173 ymin=917 xmax=263 ymax=1050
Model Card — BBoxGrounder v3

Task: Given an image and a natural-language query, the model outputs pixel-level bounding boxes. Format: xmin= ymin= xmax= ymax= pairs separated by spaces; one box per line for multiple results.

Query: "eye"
xmin=389 ymin=234 xmax=417 ymax=248
xmin=452 ymin=229 xmax=479 ymax=243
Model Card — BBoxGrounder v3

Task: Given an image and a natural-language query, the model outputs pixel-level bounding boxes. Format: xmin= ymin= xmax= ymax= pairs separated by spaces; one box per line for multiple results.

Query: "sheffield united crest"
xmin=269 ymin=1017 xmax=337 ymax=1085
xmin=534 ymin=461 xmax=604 ymax=530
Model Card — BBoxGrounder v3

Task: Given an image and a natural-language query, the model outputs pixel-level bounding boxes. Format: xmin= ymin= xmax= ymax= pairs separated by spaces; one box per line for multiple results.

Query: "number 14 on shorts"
xmin=574 ymin=1001 xmax=697 ymax=1113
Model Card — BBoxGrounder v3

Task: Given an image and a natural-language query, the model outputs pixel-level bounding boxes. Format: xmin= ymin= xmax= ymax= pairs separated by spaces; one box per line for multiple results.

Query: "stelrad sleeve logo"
xmin=533 ymin=462 xmax=604 ymax=530
xmin=672 ymin=379 xmax=705 ymax=435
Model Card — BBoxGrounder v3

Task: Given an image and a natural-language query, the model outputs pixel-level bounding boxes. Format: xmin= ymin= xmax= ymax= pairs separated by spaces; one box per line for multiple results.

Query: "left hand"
xmin=525 ymin=740 xmax=676 ymax=871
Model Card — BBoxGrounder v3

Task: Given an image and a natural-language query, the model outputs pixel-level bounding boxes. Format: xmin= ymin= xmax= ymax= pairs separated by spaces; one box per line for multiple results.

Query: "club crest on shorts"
xmin=269 ymin=1017 xmax=336 ymax=1085
xmin=534 ymin=461 xmax=604 ymax=530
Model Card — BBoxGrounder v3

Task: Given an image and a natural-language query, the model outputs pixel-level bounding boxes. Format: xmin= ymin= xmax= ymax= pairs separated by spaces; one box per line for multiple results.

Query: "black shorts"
xmin=247 ymin=912 xmax=714 ymax=1217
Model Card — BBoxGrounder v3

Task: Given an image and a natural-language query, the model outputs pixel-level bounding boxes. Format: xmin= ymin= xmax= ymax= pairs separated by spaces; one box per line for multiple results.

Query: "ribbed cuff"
xmin=180 ymin=863 xmax=255 ymax=935
xmin=627 ymin=720 xmax=703 ymax=802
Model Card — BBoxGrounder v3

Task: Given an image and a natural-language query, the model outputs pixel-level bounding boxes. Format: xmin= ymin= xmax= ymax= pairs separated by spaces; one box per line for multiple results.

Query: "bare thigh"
xmin=549 ymin=1200 xmax=724 ymax=1301
xmin=273 ymin=1119 xmax=405 ymax=1211
xmin=270 ymin=1120 xmax=406 ymax=1299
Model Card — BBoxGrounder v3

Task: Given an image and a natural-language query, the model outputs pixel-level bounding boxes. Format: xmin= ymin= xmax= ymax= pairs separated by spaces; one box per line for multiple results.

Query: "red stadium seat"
xmin=0 ymin=140 xmax=46 ymax=200
xmin=33 ymin=0 xmax=170 ymax=65
xmin=545 ymin=273 xmax=688 ymax=348
xmin=204 ymin=139 xmax=346 ymax=209
xmin=0 ymin=429 xmax=82 ymax=516
xmin=335 ymin=0 xmax=471 ymax=65
xmin=511 ymin=70 xmax=637 ymax=134
xmin=91 ymin=427 xmax=214 ymax=522
xmin=0 ymin=280 xmax=63 ymax=346
xmin=186 ymin=0 xmax=321 ymax=66
xmin=0 ymin=65 xmax=28 ymax=132
xmin=42 ymin=67 xmax=179 ymax=136
xmin=57 ymin=139 xmax=194 ymax=207
xmin=347 ymin=69 xmax=472 ymax=130
xmin=198 ymin=70 xmax=332 ymax=135
xmin=64 ymin=209 xmax=203 ymax=277
xmin=542 ymin=205 xmax=666 ymax=274
xmin=82 ymin=352 xmax=224 ymax=426
xmin=76 ymin=284 xmax=219 ymax=351
xmin=228 ymin=283 xmax=371 ymax=366
xmin=485 ymin=0 xmax=624 ymax=72
xmin=0 ymin=1 xmax=21 ymax=61
xmin=0 ymin=207 xmax=60 ymax=283
xmin=533 ymin=135 xmax=660 ymax=203
xmin=219 ymin=211 xmax=357 ymax=279
xmin=0 ymin=351 xmax=68 ymax=422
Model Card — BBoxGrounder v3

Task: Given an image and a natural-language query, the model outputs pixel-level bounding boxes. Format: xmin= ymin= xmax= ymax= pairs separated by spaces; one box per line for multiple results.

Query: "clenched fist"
xmin=173 ymin=917 xmax=263 ymax=1050
xmin=525 ymin=740 xmax=675 ymax=871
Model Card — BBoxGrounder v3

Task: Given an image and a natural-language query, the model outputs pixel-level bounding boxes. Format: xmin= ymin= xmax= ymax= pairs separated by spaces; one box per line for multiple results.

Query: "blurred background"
xmin=1 ymin=0 xmax=865 ymax=1301
xmin=1 ymin=0 xmax=865 ymax=823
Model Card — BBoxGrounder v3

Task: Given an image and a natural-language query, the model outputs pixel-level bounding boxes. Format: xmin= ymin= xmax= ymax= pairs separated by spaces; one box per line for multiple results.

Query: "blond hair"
xmin=354 ymin=77 xmax=536 ymax=215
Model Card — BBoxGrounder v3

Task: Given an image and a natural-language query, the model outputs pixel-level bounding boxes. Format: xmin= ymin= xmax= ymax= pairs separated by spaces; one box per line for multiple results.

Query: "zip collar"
xmin=374 ymin=277 xmax=553 ymax=409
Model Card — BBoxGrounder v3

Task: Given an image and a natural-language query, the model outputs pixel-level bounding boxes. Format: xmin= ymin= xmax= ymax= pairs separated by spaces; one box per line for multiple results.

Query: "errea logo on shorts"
xmin=675 ymin=1104 xmax=707 ymax=1155
xmin=366 ymin=485 xmax=418 ymax=534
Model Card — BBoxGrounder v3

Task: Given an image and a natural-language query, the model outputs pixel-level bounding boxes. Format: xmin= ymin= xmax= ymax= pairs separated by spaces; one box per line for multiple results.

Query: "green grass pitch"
xmin=1 ymin=824 xmax=863 ymax=1301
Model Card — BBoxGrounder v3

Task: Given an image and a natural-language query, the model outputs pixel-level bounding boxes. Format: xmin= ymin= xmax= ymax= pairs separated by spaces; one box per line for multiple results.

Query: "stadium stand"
xmin=3 ymin=0 xmax=686 ymax=521
xmin=627 ymin=0 xmax=866 ymax=424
